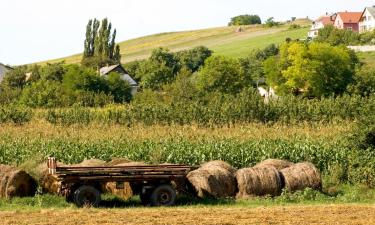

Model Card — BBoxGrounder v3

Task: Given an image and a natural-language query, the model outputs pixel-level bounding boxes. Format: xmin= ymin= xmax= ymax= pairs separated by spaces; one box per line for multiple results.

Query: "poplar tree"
xmin=82 ymin=18 xmax=122 ymax=69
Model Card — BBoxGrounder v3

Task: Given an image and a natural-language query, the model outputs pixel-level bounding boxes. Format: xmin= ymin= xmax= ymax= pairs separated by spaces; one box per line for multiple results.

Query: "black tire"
xmin=150 ymin=184 xmax=176 ymax=207
xmin=73 ymin=185 xmax=101 ymax=208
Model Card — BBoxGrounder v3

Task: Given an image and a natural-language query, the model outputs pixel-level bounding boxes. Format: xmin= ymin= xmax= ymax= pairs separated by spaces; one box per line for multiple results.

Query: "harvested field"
xmin=0 ymin=205 xmax=374 ymax=225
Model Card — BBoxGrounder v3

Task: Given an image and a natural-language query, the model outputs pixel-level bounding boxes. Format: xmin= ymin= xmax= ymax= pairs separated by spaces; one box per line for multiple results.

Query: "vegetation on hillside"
xmin=228 ymin=14 xmax=262 ymax=26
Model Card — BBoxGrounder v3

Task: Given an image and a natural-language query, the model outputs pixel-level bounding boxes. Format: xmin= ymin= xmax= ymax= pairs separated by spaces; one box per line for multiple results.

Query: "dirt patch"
xmin=0 ymin=205 xmax=374 ymax=225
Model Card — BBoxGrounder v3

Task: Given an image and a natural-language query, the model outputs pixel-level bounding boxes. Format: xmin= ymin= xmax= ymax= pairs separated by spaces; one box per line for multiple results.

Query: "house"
xmin=334 ymin=11 xmax=362 ymax=32
xmin=308 ymin=14 xmax=336 ymax=38
xmin=0 ymin=63 xmax=13 ymax=83
xmin=99 ymin=64 xmax=139 ymax=96
xmin=359 ymin=6 xmax=375 ymax=33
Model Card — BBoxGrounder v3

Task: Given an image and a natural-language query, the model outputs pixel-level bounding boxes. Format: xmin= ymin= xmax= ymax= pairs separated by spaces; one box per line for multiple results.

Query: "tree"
xmin=1 ymin=66 xmax=27 ymax=89
xmin=40 ymin=62 xmax=66 ymax=82
xmin=82 ymin=18 xmax=121 ymax=69
xmin=347 ymin=66 xmax=375 ymax=96
xmin=176 ymin=46 xmax=212 ymax=72
xmin=265 ymin=17 xmax=279 ymax=27
xmin=107 ymin=72 xmax=132 ymax=103
xmin=315 ymin=25 xmax=360 ymax=46
xmin=137 ymin=48 xmax=179 ymax=90
xmin=264 ymin=41 xmax=357 ymax=97
xmin=228 ymin=15 xmax=262 ymax=26
xmin=197 ymin=55 xmax=245 ymax=94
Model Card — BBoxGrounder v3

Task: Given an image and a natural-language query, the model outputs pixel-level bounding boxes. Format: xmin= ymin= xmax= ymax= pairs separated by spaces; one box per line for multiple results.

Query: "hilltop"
xmin=39 ymin=19 xmax=311 ymax=65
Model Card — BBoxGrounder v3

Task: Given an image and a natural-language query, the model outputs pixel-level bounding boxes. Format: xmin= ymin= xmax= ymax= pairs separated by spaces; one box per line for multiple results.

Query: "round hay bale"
xmin=280 ymin=162 xmax=322 ymax=192
xmin=4 ymin=170 xmax=37 ymax=199
xmin=201 ymin=160 xmax=236 ymax=173
xmin=236 ymin=166 xmax=283 ymax=199
xmin=0 ymin=173 xmax=11 ymax=198
xmin=73 ymin=159 xmax=106 ymax=167
xmin=37 ymin=161 xmax=65 ymax=194
xmin=187 ymin=161 xmax=237 ymax=198
xmin=255 ymin=159 xmax=294 ymax=170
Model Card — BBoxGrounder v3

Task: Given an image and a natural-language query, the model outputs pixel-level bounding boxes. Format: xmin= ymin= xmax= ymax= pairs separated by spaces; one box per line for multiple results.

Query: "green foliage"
xmin=2 ymin=66 xmax=27 ymax=88
xmin=317 ymin=26 xmax=375 ymax=46
xmin=137 ymin=48 xmax=179 ymax=90
xmin=39 ymin=62 xmax=66 ymax=82
xmin=20 ymin=80 xmax=66 ymax=107
xmin=265 ymin=41 xmax=357 ymax=97
xmin=228 ymin=14 xmax=262 ymax=26
xmin=347 ymin=66 xmax=375 ymax=96
xmin=265 ymin=17 xmax=279 ymax=27
xmin=0 ymin=105 xmax=32 ymax=124
xmin=107 ymin=72 xmax=132 ymax=103
xmin=197 ymin=56 xmax=245 ymax=94
xmin=176 ymin=46 xmax=212 ymax=72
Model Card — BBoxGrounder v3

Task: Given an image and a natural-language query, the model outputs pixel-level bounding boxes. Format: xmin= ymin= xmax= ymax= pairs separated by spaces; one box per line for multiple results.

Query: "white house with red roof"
xmin=308 ymin=13 xmax=336 ymax=38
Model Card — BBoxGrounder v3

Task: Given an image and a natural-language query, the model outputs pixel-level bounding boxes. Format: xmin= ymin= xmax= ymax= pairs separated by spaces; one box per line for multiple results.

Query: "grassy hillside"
xmin=40 ymin=19 xmax=311 ymax=65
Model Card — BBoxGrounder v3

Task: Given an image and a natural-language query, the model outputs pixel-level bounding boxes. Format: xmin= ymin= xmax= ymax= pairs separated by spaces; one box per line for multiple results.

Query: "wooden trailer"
xmin=47 ymin=157 xmax=197 ymax=207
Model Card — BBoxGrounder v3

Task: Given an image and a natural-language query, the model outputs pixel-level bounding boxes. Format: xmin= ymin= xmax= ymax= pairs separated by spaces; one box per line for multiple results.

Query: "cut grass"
xmin=37 ymin=20 xmax=311 ymax=65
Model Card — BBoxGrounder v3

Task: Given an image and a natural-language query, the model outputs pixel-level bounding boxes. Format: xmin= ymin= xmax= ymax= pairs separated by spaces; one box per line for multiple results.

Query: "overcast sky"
xmin=1 ymin=0 xmax=374 ymax=65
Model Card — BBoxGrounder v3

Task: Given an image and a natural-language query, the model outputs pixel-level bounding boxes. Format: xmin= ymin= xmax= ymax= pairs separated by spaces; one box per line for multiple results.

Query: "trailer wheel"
xmin=150 ymin=184 xmax=176 ymax=206
xmin=73 ymin=185 xmax=101 ymax=208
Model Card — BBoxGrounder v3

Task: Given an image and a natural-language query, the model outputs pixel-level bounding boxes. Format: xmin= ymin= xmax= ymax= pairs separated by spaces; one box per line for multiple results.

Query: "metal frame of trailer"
xmin=47 ymin=157 xmax=197 ymax=207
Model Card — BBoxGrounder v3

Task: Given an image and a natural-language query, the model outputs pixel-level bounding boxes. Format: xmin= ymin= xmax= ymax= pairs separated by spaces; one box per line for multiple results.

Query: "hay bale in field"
xmin=187 ymin=161 xmax=237 ymax=198
xmin=5 ymin=170 xmax=37 ymax=198
xmin=0 ymin=165 xmax=37 ymax=199
xmin=236 ymin=166 xmax=283 ymax=198
xmin=280 ymin=162 xmax=322 ymax=192
xmin=255 ymin=159 xmax=294 ymax=170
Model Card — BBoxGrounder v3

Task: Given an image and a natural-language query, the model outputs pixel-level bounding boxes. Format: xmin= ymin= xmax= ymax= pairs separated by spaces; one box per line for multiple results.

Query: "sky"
xmin=0 ymin=0 xmax=374 ymax=65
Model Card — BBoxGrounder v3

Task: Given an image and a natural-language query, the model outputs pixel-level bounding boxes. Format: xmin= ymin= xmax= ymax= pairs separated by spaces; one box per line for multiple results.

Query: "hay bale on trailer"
xmin=103 ymin=161 xmax=148 ymax=200
xmin=73 ymin=159 xmax=106 ymax=167
xmin=187 ymin=161 xmax=237 ymax=198
xmin=280 ymin=162 xmax=322 ymax=192
xmin=0 ymin=165 xmax=37 ymax=199
xmin=105 ymin=158 xmax=131 ymax=166
xmin=255 ymin=159 xmax=294 ymax=170
xmin=236 ymin=166 xmax=283 ymax=198
xmin=37 ymin=161 xmax=66 ymax=194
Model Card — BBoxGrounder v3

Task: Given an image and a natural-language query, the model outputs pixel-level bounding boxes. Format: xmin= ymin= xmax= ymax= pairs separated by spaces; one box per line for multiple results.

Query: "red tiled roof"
xmin=336 ymin=12 xmax=362 ymax=23
xmin=317 ymin=15 xmax=335 ymax=25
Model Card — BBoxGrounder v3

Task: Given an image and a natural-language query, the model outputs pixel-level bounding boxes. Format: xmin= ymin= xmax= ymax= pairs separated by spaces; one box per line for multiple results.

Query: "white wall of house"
xmin=360 ymin=8 xmax=375 ymax=33
xmin=308 ymin=21 xmax=325 ymax=38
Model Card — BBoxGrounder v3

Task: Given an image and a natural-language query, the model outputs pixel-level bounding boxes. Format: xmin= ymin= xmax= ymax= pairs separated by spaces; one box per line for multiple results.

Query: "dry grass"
xmin=0 ymin=121 xmax=351 ymax=142
xmin=0 ymin=205 xmax=374 ymax=225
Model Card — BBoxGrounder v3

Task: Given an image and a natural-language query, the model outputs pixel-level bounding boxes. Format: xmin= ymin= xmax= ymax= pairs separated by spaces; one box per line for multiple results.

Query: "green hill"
xmin=39 ymin=19 xmax=311 ymax=65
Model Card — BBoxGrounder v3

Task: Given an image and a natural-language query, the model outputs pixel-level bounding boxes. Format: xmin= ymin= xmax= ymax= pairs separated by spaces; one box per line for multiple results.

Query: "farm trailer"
xmin=47 ymin=157 xmax=198 ymax=207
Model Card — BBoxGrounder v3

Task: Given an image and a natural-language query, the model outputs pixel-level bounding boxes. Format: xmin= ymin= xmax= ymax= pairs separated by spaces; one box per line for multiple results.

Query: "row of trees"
xmin=82 ymin=18 xmax=121 ymax=69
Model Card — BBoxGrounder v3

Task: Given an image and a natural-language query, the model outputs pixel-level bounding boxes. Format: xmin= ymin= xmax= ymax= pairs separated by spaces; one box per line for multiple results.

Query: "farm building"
xmin=359 ymin=7 xmax=375 ymax=33
xmin=99 ymin=64 xmax=139 ymax=96
xmin=0 ymin=63 xmax=13 ymax=83
xmin=333 ymin=11 xmax=362 ymax=32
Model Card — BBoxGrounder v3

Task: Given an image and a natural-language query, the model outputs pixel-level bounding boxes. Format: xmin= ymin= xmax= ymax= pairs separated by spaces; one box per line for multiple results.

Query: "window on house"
xmin=347 ymin=27 xmax=353 ymax=31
